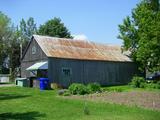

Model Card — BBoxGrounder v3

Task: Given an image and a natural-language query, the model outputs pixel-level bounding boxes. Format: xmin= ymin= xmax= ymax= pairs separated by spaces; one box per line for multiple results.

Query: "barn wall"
xmin=48 ymin=58 xmax=139 ymax=87
xmin=21 ymin=38 xmax=47 ymax=78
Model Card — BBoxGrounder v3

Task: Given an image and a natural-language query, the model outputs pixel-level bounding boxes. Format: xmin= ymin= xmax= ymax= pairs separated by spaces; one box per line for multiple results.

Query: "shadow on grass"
xmin=0 ymin=82 xmax=11 ymax=85
xmin=0 ymin=93 xmax=31 ymax=100
xmin=0 ymin=111 xmax=46 ymax=120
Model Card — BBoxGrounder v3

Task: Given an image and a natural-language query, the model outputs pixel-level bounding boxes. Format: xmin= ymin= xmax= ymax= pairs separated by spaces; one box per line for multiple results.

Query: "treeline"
xmin=118 ymin=0 xmax=160 ymax=73
xmin=0 ymin=12 xmax=72 ymax=77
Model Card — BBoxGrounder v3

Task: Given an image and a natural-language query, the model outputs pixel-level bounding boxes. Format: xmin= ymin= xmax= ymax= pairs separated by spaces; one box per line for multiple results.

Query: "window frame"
xmin=32 ymin=46 xmax=37 ymax=55
xmin=61 ymin=67 xmax=72 ymax=76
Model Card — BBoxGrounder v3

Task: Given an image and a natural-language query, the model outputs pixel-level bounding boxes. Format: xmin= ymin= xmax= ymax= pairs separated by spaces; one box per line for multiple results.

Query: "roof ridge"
xmin=33 ymin=34 xmax=121 ymax=47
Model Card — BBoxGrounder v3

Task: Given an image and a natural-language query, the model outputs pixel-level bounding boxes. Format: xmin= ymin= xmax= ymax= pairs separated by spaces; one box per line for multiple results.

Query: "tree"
xmin=0 ymin=11 xmax=13 ymax=73
xmin=19 ymin=17 xmax=37 ymax=53
xmin=38 ymin=17 xmax=72 ymax=38
xmin=118 ymin=0 xmax=160 ymax=72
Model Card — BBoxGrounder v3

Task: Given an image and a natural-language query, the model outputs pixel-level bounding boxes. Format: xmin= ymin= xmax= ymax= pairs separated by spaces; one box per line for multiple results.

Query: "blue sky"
xmin=0 ymin=0 xmax=140 ymax=45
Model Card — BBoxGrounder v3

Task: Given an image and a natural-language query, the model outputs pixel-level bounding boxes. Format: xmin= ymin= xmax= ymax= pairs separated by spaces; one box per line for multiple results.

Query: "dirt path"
xmin=66 ymin=91 xmax=160 ymax=110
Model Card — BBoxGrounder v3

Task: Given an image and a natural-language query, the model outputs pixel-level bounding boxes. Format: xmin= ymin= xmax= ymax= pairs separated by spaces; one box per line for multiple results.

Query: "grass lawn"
xmin=0 ymin=87 xmax=160 ymax=120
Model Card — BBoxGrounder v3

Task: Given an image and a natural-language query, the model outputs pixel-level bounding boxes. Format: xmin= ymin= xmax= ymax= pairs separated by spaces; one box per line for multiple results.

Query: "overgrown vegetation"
xmin=58 ymin=83 xmax=102 ymax=96
xmin=87 ymin=83 xmax=101 ymax=93
xmin=129 ymin=76 xmax=160 ymax=89
xmin=68 ymin=83 xmax=89 ymax=95
xmin=129 ymin=76 xmax=146 ymax=88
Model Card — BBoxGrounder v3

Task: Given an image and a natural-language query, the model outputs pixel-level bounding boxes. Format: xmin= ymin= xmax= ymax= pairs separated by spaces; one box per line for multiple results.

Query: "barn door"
xmin=61 ymin=67 xmax=72 ymax=87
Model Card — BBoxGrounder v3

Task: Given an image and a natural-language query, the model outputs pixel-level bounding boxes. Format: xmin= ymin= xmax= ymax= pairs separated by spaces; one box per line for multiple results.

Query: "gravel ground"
xmin=66 ymin=91 xmax=160 ymax=110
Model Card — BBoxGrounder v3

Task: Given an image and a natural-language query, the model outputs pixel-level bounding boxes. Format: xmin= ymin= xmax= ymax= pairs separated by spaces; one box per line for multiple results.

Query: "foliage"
xmin=38 ymin=17 xmax=72 ymax=38
xmin=118 ymin=0 xmax=160 ymax=72
xmin=19 ymin=17 xmax=37 ymax=53
xmin=146 ymin=81 xmax=160 ymax=89
xmin=130 ymin=76 xmax=160 ymax=89
xmin=8 ymin=30 xmax=21 ymax=78
xmin=129 ymin=76 xmax=146 ymax=88
xmin=0 ymin=11 xmax=12 ymax=73
xmin=63 ymin=90 xmax=71 ymax=96
xmin=87 ymin=83 xmax=101 ymax=93
xmin=68 ymin=83 xmax=88 ymax=95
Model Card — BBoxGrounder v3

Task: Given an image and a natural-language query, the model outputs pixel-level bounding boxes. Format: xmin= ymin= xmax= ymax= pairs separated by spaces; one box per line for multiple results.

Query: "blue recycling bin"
xmin=39 ymin=78 xmax=49 ymax=90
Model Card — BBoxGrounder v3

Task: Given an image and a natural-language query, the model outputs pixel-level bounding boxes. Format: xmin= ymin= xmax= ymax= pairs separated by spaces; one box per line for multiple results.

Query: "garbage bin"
xmin=39 ymin=78 xmax=49 ymax=90
xmin=15 ymin=78 xmax=28 ymax=87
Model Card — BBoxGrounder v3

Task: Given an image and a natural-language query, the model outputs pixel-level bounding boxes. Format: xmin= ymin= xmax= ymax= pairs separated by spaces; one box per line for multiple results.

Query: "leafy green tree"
xmin=0 ymin=11 xmax=13 ymax=73
xmin=118 ymin=0 xmax=160 ymax=72
xmin=19 ymin=17 xmax=37 ymax=52
xmin=38 ymin=17 xmax=72 ymax=38
xmin=9 ymin=29 xmax=21 ymax=71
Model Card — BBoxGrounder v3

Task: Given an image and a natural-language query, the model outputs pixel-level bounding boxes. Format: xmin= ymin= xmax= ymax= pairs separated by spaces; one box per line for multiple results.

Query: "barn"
xmin=21 ymin=35 xmax=140 ymax=88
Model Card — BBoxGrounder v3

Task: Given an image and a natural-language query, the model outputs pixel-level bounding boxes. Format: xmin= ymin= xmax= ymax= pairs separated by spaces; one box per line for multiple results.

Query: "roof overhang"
xmin=26 ymin=61 xmax=48 ymax=71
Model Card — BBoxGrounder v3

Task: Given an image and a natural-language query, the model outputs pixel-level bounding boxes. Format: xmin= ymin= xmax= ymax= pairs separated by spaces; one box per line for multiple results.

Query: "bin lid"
xmin=26 ymin=61 xmax=48 ymax=71
xmin=16 ymin=78 xmax=27 ymax=81
xmin=39 ymin=78 xmax=49 ymax=81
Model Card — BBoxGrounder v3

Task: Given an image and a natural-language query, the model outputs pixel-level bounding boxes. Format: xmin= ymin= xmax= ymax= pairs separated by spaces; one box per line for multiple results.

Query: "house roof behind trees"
xmin=32 ymin=35 xmax=131 ymax=62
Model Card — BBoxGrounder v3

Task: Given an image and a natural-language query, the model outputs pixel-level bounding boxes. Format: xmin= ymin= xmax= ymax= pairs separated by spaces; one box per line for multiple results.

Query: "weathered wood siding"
xmin=21 ymin=38 xmax=47 ymax=77
xmin=48 ymin=58 xmax=139 ymax=87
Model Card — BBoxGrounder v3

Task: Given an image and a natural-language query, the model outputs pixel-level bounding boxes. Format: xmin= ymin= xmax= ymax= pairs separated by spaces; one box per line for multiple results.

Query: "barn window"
xmin=32 ymin=46 xmax=36 ymax=54
xmin=62 ymin=68 xmax=72 ymax=76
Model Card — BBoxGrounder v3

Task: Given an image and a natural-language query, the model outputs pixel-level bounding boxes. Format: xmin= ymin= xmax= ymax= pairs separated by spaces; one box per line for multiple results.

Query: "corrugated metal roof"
xmin=33 ymin=35 xmax=132 ymax=62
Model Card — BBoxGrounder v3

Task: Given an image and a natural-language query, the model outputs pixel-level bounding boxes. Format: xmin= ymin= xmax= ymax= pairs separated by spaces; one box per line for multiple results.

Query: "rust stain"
xmin=34 ymin=35 xmax=131 ymax=62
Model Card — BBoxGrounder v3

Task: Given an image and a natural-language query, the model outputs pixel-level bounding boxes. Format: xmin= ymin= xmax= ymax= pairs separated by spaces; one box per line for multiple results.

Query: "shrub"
xmin=156 ymin=81 xmax=160 ymax=89
xmin=139 ymin=82 xmax=146 ymax=88
xmin=87 ymin=83 xmax=101 ymax=93
xmin=69 ymin=83 xmax=88 ymax=95
xmin=130 ymin=76 xmax=146 ymax=88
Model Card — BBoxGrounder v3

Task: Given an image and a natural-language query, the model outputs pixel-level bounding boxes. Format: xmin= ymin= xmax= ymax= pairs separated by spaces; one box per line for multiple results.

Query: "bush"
xmin=69 ymin=83 xmax=88 ymax=95
xmin=130 ymin=76 xmax=146 ymax=88
xmin=87 ymin=83 xmax=101 ymax=93
xmin=139 ymin=82 xmax=146 ymax=88
xmin=156 ymin=81 xmax=160 ymax=89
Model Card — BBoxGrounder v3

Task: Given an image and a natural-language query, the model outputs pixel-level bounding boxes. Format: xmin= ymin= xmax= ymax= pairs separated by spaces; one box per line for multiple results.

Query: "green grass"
xmin=0 ymin=87 xmax=160 ymax=120
xmin=103 ymin=85 xmax=132 ymax=92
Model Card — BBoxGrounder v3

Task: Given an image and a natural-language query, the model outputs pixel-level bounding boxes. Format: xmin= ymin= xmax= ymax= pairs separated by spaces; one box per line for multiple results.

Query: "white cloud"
xmin=72 ymin=34 xmax=88 ymax=40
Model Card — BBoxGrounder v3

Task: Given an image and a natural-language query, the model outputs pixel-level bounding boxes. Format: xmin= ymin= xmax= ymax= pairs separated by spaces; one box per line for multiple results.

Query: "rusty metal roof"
xmin=33 ymin=35 xmax=132 ymax=62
